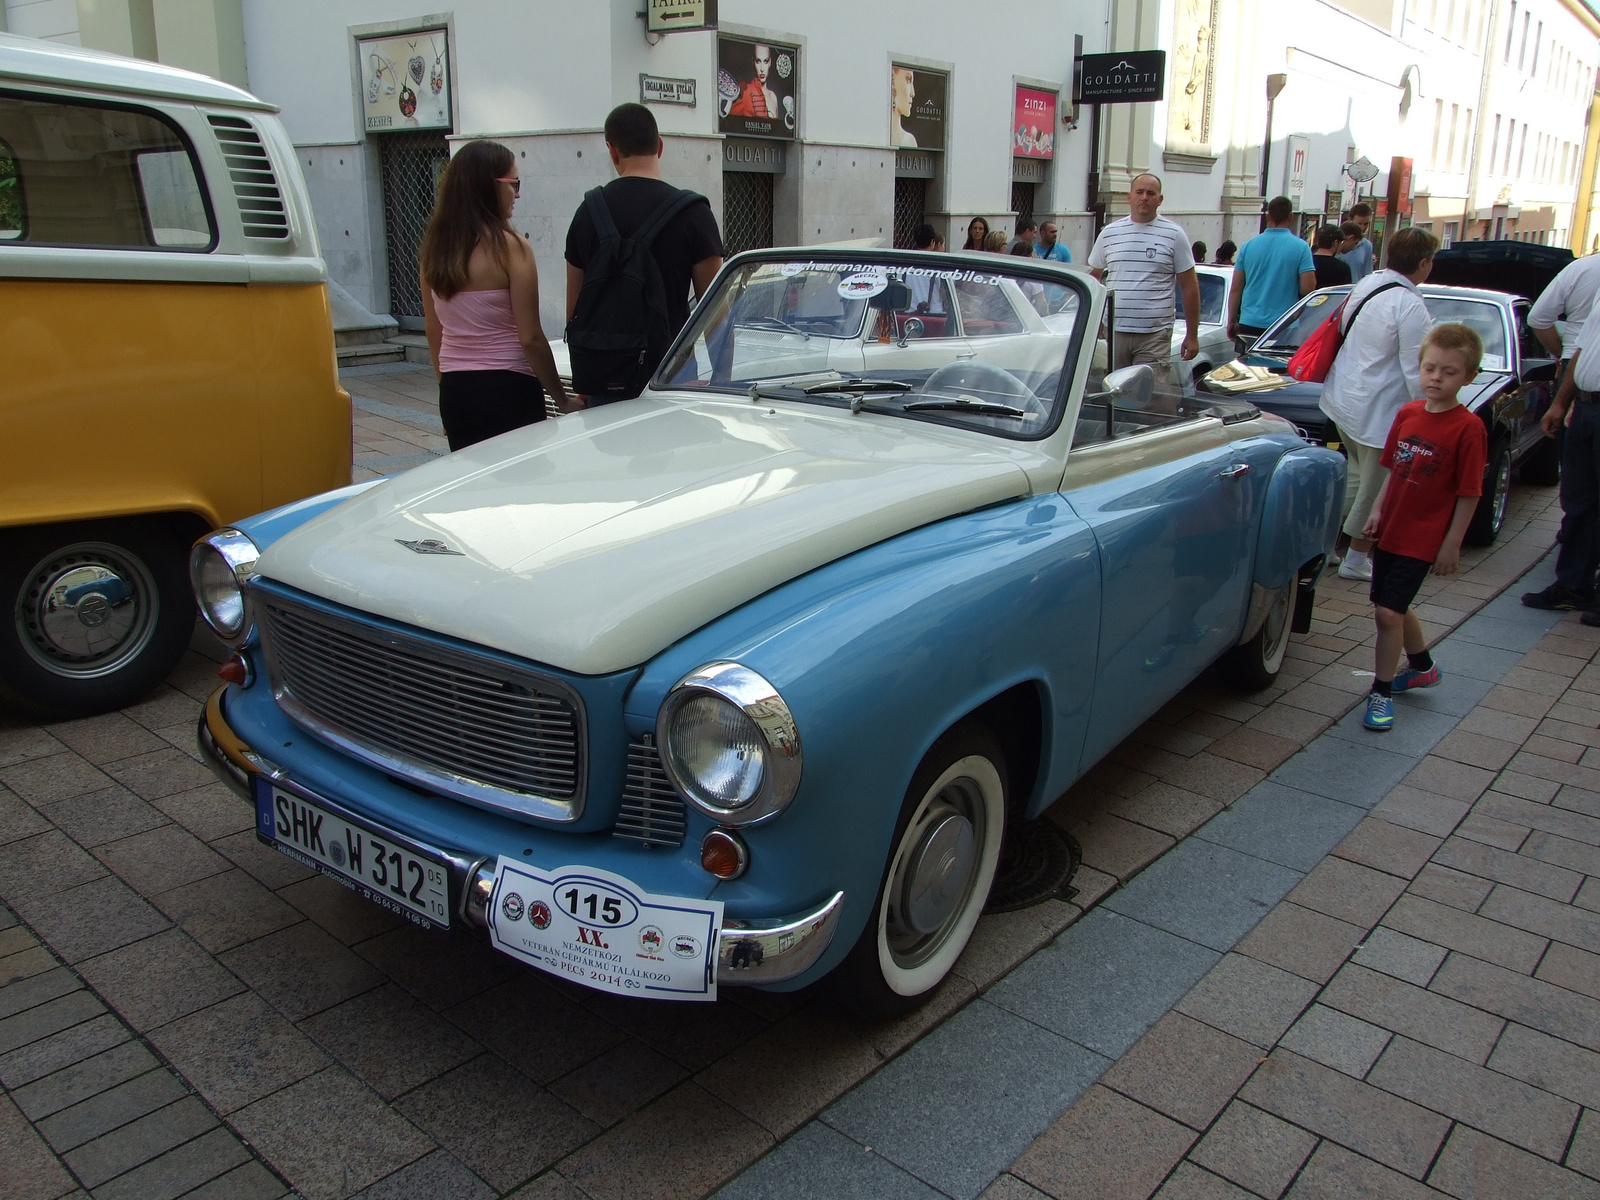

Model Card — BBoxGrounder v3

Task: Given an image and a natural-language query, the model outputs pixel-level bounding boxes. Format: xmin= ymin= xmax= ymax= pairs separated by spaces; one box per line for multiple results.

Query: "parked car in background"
xmin=1206 ymin=250 xmax=1567 ymax=546
xmin=0 ymin=35 xmax=350 ymax=719
xmin=1173 ymin=264 xmax=1238 ymax=395
xmin=193 ymin=249 xmax=1343 ymax=1015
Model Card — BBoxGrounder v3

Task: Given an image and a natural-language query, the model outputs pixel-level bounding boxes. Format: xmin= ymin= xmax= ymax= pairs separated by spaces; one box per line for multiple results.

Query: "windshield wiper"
xmin=737 ymin=316 xmax=811 ymax=339
xmin=803 ymin=378 xmax=915 ymax=394
xmin=903 ymin=397 xmax=1029 ymax=417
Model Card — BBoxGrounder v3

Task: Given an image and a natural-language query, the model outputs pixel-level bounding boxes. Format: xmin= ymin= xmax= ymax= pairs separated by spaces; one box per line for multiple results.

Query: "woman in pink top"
xmin=420 ymin=140 xmax=571 ymax=451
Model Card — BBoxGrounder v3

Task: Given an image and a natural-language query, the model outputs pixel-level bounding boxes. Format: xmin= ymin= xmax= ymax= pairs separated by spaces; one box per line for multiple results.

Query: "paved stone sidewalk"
xmin=0 ymin=383 xmax=1565 ymax=1200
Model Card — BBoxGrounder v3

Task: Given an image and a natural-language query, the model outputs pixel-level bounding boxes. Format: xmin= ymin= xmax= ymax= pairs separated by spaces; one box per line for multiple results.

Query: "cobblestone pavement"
xmin=0 ymin=367 xmax=1579 ymax=1200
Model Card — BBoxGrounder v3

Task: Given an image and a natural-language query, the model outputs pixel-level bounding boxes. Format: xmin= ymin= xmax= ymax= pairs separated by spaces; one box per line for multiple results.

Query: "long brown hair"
xmin=419 ymin=139 xmax=514 ymax=299
xmin=962 ymin=216 xmax=989 ymax=250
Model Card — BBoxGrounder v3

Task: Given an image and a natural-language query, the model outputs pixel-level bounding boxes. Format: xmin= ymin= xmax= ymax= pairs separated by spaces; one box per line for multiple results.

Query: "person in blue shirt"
xmin=1227 ymin=196 xmax=1316 ymax=351
xmin=1337 ymin=203 xmax=1375 ymax=280
xmin=1034 ymin=220 xmax=1072 ymax=263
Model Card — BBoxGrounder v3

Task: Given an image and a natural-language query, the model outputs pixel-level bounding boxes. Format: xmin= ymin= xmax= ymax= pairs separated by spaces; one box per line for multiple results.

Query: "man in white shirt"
xmin=1087 ymin=173 xmax=1200 ymax=410
xmin=1528 ymin=253 xmax=1600 ymax=363
xmin=1524 ymin=278 xmax=1600 ymax=617
xmin=1319 ymin=226 xmax=1439 ymax=580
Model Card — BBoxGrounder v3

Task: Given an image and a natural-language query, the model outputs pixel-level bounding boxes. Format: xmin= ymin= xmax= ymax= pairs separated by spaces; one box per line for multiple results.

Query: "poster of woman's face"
xmin=890 ymin=66 xmax=946 ymax=150
xmin=718 ymin=36 xmax=798 ymax=140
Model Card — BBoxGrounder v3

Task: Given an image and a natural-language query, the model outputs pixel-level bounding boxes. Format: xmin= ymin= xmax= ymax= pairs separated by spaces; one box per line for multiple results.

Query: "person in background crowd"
xmin=1214 ymin=240 xmax=1237 ymax=265
xmin=1312 ymin=225 xmax=1354 ymax=288
xmin=908 ymin=223 xmax=948 ymax=314
xmin=1192 ymin=240 xmax=1208 ymax=264
xmin=1010 ymin=241 xmax=1047 ymax=310
xmin=962 ymin=216 xmax=990 ymax=250
xmin=1087 ymin=172 xmax=1199 ymax=410
xmin=564 ymin=104 xmax=723 ymax=404
xmin=1228 ymin=196 xmax=1316 ymax=351
xmin=911 ymin=222 xmax=945 ymax=252
xmin=420 ymin=139 xmax=570 ymax=451
xmin=1522 ymin=252 xmax=1600 ymax=613
xmin=984 ymin=228 xmax=1009 ymax=253
xmin=1338 ymin=221 xmax=1363 ymax=258
xmin=1035 ymin=220 xmax=1072 ymax=263
xmin=1013 ymin=220 xmax=1038 ymax=253
xmin=1339 ymin=203 xmax=1375 ymax=280
xmin=1319 ymin=225 xmax=1439 ymax=581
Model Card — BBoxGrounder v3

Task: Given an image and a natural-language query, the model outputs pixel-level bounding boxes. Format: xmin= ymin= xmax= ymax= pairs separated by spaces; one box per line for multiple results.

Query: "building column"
xmin=150 ymin=0 xmax=247 ymax=88
xmin=1097 ymin=0 xmax=1162 ymax=210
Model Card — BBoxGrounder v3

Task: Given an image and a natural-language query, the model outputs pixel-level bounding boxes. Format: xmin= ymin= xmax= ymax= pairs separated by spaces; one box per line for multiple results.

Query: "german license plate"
xmin=487 ymin=859 xmax=723 ymax=1000
xmin=254 ymin=780 xmax=451 ymax=928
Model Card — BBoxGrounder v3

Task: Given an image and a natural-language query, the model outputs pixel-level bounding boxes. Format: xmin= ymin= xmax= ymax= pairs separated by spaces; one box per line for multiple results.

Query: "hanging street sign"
xmin=640 ymin=74 xmax=697 ymax=106
xmin=646 ymin=0 xmax=716 ymax=34
xmin=1076 ymin=51 xmax=1166 ymax=104
xmin=1345 ymin=156 xmax=1380 ymax=183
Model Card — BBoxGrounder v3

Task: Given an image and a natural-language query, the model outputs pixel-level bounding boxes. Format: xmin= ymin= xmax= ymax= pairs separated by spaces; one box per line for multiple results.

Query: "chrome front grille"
xmin=614 ymin=740 xmax=686 ymax=848
xmin=259 ymin=592 xmax=586 ymax=822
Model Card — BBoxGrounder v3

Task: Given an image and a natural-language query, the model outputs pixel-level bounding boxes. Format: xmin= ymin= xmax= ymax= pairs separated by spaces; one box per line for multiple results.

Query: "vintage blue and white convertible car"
xmin=191 ymin=249 xmax=1343 ymax=1015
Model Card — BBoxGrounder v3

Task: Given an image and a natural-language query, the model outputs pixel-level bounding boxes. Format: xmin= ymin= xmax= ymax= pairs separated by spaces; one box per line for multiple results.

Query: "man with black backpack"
xmin=564 ymin=104 xmax=724 ymax=405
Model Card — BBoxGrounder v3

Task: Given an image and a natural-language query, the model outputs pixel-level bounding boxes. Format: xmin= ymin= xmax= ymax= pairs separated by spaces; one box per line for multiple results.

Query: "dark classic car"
xmin=1210 ymin=245 xmax=1571 ymax=545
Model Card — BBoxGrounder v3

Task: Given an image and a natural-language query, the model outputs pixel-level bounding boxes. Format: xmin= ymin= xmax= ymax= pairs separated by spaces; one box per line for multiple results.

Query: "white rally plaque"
xmin=487 ymin=859 xmax=723 ymax=1001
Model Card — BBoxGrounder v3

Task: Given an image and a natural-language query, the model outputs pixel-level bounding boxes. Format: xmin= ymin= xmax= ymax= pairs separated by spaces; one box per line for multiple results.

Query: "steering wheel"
xmin=919 ymin=360 xmax=1038 ymax=409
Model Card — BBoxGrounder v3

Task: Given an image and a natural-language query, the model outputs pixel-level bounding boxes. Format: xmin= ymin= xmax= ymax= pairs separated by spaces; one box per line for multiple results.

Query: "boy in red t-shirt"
xmin=1360 ymin=323 xmax=1490 ymax=731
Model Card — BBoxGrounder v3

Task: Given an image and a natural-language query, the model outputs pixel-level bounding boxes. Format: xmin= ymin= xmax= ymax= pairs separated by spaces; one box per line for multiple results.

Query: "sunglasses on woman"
xmin=496 ymin=176 xmax=521 ymax=196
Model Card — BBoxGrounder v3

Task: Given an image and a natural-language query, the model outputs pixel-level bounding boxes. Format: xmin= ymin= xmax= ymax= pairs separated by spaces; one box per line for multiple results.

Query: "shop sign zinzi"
xmin=647 ymin=0 xmax=716 ymax=33
xmin=1013 ymin=87 xmax=1057 ymax=158
xmin=641 ymin=74 xmax=697 ymax=106
xmin=1077 ymin=50 xmax=1166 ymax=103
xmin=718 ymin=36 xmax=798 ymax=140
xmin=358 ymin=29 xmax=451 ymax=131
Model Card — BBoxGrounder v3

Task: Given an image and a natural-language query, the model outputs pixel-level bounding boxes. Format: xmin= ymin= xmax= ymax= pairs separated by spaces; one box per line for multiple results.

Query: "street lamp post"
xmin=1260 ymin=73 xmax=1289 ymax=232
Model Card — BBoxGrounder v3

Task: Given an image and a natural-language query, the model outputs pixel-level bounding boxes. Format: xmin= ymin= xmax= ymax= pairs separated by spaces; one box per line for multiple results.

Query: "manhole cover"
xmin=986 ymin=820 xmax=1082 ymax=913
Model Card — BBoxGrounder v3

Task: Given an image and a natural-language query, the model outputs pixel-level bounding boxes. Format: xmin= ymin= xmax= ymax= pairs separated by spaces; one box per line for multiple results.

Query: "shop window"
xmin=0 ymin=91 xmax=214 ymax=250
xmin=722 ymin=171 xmax=774 ymax=256
xmin=1011 ymin=181 xmax=1035 ymax=231
xmin=893 ymin=176 xmax=926 ymax=249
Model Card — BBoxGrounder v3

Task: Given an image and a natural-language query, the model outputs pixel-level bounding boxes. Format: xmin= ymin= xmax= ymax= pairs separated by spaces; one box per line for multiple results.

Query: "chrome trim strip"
xmin=258 ymin=593 xmax=587 ymax=823
xmin=717 ymin=891 xmax=845 ymax=984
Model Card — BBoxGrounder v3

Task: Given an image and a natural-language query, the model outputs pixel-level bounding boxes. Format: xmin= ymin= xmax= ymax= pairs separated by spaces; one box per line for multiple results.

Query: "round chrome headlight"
xmin=657 ymin=662 xmax=802 ymax=825
xmin=189 ymin=528 xmax=259 ymax=644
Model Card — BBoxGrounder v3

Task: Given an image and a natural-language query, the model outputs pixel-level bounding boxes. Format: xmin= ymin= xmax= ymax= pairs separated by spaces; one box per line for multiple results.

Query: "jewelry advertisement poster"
xmin=359 ymin=29 xmax=450 ymax=131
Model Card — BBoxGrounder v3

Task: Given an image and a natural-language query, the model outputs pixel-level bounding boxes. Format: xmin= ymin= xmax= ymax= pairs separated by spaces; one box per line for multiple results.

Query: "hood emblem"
xmin=395 ymin=538 xmax=464 ymax=556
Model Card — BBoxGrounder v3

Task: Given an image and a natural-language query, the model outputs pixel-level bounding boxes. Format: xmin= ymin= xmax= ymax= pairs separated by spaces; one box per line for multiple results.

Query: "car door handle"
xmin=1219 ymin=463 xmax=1252 ymax=479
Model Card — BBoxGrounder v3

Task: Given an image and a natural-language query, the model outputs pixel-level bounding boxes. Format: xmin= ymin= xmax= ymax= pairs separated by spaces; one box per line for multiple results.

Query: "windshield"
xmin=655 ymin=254 xmax=1089 ymax=438
xmin=1254 ymin=288 xmax=1510 ymax=370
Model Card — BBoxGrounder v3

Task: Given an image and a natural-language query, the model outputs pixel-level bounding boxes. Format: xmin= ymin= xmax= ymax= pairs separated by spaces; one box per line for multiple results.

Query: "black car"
xmin=1209 ymin=242 xmax=1571 ymax=545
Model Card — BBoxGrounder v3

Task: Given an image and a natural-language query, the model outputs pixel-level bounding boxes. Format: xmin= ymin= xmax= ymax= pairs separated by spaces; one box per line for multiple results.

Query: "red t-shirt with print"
xmin=1375 ymin=399 xmax=1488 ymax=562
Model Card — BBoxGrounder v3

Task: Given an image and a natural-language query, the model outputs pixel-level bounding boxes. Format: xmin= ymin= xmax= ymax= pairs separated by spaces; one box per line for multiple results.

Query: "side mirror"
xmin=897 ymin=317 xmax=925 ymax=347
xmin=1104 ymin=364 xmax=1155 ymax=411
xmin=869 ymin=281 xmax=912 ymax=312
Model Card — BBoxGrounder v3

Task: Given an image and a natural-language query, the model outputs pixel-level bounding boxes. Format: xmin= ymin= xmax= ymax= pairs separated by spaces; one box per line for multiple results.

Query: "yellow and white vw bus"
xmin=0 ymin=34 xmax=350 ymax=718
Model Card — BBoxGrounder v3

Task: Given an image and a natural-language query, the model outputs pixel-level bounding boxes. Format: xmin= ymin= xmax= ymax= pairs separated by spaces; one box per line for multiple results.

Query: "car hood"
xmin=257 ymin=395 xmax=1034 ymax=675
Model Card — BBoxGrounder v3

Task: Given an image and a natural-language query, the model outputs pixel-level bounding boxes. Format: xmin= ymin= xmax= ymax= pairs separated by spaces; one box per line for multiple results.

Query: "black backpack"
xmin=565 ymin=185 xmax=707 ymax=402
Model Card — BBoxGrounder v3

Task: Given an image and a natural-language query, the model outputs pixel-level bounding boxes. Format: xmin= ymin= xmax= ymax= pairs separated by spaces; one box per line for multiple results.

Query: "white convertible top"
xmin=0 ymin=30 xmax=276 ymax=112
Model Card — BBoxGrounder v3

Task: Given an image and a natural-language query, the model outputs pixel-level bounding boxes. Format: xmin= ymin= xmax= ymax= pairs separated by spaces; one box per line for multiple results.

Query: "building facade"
xmin=9 ymin=0 xmax=1599 ymax=328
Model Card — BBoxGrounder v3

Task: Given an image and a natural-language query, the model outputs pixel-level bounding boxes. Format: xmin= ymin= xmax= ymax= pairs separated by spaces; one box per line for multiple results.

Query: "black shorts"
xmin=438 ymin=369 xmax=546 ymax=452
xmin=1370 ymin=547 xmax=1431 ymax=614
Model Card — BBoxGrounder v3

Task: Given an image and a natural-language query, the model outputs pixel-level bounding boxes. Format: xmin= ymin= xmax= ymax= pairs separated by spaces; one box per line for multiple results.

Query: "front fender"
xmin=1252 ymin=445 xmax=1344 ymax=593
xmin=623 ymin=495 xmax=1103 ymax=987
xmin=232 ymin=478 xmax=387 ymax=548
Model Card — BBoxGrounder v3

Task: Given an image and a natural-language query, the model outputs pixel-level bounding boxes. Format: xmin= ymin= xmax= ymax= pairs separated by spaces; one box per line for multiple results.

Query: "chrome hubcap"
xmin=886 ymin=778 xmax=987 ymax=968
xmin=15 ymin=543 xmax=158 ymax=679
xmin=1262 ymin=586 xmax=1291 ymax=669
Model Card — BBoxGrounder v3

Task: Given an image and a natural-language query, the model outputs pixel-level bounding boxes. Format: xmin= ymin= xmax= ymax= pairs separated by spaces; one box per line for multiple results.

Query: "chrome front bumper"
xmin=199 ymin=686 xmax=843 ymax=987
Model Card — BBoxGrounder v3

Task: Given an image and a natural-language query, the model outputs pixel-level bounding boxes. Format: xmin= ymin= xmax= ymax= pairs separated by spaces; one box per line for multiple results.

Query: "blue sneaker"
xmin=1363 ymin=692 xmax=1394 ymax=731
xmin=1392 ymin=664 xmax=1442 ymax=692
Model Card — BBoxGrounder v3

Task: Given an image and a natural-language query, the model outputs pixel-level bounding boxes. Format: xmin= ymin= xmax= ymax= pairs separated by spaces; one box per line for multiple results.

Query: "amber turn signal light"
xmin=217 ymin=654 xmax=251 ymax=687
xmin=701 ymin=829 xmax=748 ymax=879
